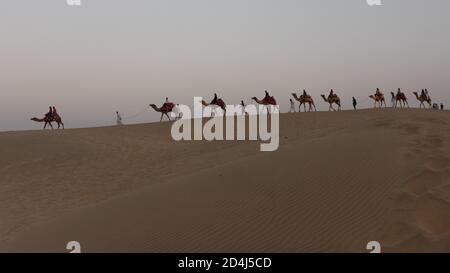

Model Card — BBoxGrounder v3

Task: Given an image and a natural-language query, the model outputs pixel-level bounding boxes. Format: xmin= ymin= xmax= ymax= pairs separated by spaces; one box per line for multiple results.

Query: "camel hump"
xmin=162 ymin=102 xmax=175 ymax=112
xmin=216 ymin=99 xmax=226 ymax=109
xmin=265 ymin=96 xmax=277 ymax=105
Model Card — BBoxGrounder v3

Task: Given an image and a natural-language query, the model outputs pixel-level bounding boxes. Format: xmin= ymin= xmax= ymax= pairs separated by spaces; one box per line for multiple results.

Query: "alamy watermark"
xmin=367 ymin=0 xmax=382 ymax=6
xmin=170 ymin=97 xmax=279 ymax=152
xmin=66 ymin=0 xmax=82 ymax=6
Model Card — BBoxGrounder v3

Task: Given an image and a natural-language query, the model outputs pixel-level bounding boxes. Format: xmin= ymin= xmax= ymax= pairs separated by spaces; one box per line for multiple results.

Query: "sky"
xmin=0 ymin=0 xmax=449 ymax=131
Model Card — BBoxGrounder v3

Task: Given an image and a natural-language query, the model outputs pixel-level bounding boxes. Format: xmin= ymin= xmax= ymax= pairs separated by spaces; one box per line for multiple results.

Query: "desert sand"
xmin=0 ymin=108 xmax=449 ymax=253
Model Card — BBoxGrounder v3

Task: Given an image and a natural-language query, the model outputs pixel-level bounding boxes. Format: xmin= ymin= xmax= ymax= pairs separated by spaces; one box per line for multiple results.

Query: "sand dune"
xmin=0 ymin=109 xmax=449 ymax=252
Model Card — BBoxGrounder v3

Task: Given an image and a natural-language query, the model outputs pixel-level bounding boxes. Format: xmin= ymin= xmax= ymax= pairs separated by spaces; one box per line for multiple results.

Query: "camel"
xmin=252 ymin=91 xmax=278 ymax=114
xmin=320 ymin=93 xmax=341 ymax=111
xmin=201 ymin=94 xmax=226 ymax=116
xmin=150 ymin=100 xmax=177 ymax=121
xmin=390 ymin=90 xmax=409 ymax=108
xmin=31 ymin=113 xmax=64 ymax=129
xmin=369 ymin=93 xmax=386 ymax=108
xmin=292 ymin=91 xmax=316 ymax=112
xmin=413 ymin=91 xmax=432 ymax=109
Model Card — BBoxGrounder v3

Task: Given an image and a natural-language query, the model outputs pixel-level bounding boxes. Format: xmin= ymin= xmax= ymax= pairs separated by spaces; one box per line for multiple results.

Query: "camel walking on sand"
xmin=150 ymin=98 xmax=177 ymax=121
xmin=252 ymin=90 xmax=278 ymax=114
xmin=390 ymin=89 xmax=409 ymax=108
xmin=292 ymin=91 xmax=316 ymax=112
xmin=31 ymin=113 xmax=64 ymax=129
xmin=320 ymin=92 xmax=341 ymax=111
xmin=369 ymin=94 xmax=386 ymax=108
xmin=413 ymin=91 xmax=432 ymax=109
xmin=201 ymin=93 xmax=226 ymax=116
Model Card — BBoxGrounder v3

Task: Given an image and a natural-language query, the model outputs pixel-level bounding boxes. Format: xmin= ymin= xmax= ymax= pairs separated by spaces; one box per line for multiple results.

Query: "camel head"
xmin=369 ymin=95 xmax=376 ymax=100
xmin=291 ymin=93 xmax=299 ymax=99
xmin=251 ymin=97 xmax=258 ymax=101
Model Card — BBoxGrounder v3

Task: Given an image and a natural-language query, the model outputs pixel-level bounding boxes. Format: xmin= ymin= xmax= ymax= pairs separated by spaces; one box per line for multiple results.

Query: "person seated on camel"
xmin=162 ymin=97 xmax=174 ymax=112
xmin=329 ymin=89 xmax=334 ymax=99
xmin=264 ymin=90 xmax=270 ymax=100
xmin=421 ymin=89 xmax=426 ymax=99
xmin=211 ymin=93 xmax=218 ymax=105
xmin=375 ymin=88 xmax=383 ymax=97
xmin=397 ymin=88 xmax=402 ymax=96
xmin=303 ymin=89 xmax=307 ymax=97
xmin=45 ymin=106 xmax=53 ymax=120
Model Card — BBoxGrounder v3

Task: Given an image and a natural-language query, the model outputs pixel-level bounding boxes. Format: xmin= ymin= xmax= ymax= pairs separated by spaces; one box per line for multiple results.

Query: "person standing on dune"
xmin=116 ymin=111 xmax=123 ymax=126
xmin=289 ymin=99 xmax=295 ymax=113
xmin=352 ymin=97 xmax=357 ymax=110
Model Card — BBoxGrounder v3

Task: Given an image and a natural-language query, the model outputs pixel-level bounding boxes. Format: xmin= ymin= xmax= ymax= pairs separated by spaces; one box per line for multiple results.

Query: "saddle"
xmin=161 ymin=102 xmax=175 ymax=112
xmin=263 ymin=96 xmax=277 ymax=105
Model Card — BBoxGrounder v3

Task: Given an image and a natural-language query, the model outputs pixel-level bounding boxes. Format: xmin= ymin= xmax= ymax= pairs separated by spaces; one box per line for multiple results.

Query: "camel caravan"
xmin=31 ymin=89 xmax=444 ymax=129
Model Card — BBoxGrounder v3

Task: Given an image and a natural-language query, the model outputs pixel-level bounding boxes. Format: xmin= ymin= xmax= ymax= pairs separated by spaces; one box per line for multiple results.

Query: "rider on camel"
xmin=329 ymin=89 xmax=334 ymax=99
xmin=375 ymin=88 xmax=383 ymax=97
xmin=45 ymin=106 xmax=53 ymax=120
xmin=211 ymin=93 xmax=218 ymax=105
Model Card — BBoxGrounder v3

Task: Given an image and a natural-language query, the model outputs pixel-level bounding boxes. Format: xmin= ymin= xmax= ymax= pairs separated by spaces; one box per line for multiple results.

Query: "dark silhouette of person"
xmin=264 ymin=90 xmax=270 ymax=99
xmin=397 ymin=88 xmax=402 ymax=95
xmin=441 ymin=103 xmax=444 ymax=110
xmin=211 ymin=93 xmax=218 ymax=104
xmin=303 ymin=89 xmax=307 ymax=97
xmin=52 ymin=106 xmax=57 ymax=115
xmin=352 ymin=97 xmax=357 ymax=110
xmin=421 ymin=89 xmax=426 ymax=98
xmin=375 ymin=88 xmax=382 ymax=96
xmin=45 ymin=106 xmax=53 ymax=120
xmin=329 ymin=89 xmax=334 ymax=98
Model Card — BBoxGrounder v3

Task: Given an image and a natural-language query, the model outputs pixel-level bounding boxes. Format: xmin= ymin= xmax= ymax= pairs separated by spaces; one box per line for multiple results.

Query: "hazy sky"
xmin=0 ymin=0 xmax=449 ymax=131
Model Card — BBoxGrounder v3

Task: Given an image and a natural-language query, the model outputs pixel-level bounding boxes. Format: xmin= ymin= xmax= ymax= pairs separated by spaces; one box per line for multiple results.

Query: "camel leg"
xmin=160 ymin=113 xmax=164 ymax=122
xmin=165 ymin=113 xmax=171 ymax=121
